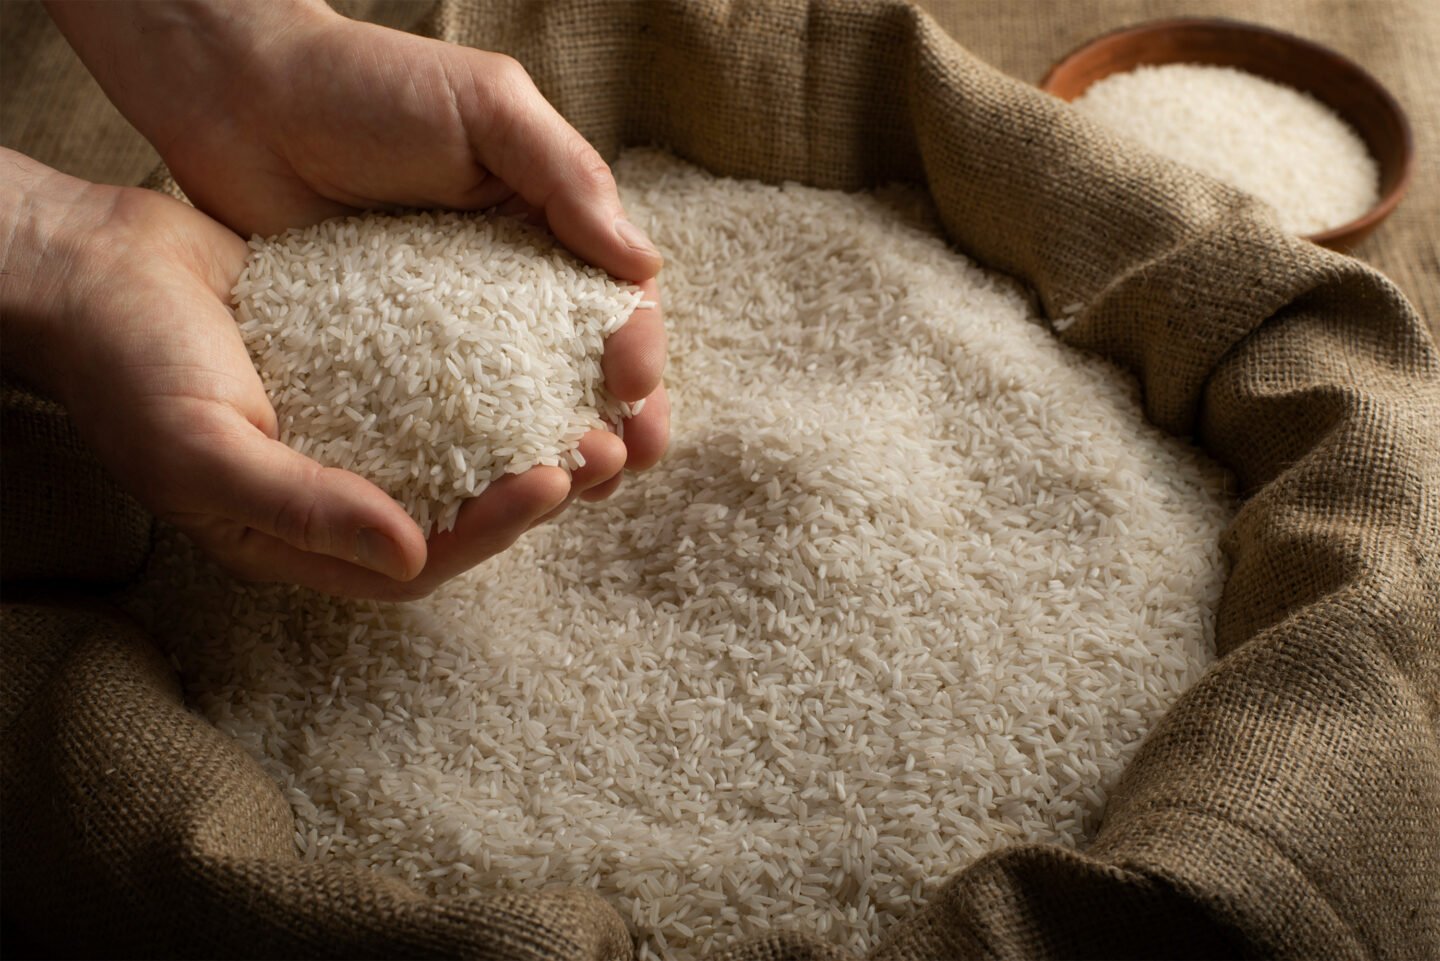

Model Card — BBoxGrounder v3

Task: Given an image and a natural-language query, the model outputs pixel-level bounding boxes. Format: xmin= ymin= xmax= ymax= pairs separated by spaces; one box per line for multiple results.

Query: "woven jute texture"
xmin=3 ymin=0 xmax=1439 ymax=958
xmin=4 ymin=0 xmax=1435 ymax=327
xmin=0 ymin=386 xmax=151 ymax=584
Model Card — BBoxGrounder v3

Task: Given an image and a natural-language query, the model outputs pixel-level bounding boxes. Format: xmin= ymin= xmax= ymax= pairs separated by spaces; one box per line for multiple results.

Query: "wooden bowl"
xmin=1039 ymin=18 xmax=1415 ymax=250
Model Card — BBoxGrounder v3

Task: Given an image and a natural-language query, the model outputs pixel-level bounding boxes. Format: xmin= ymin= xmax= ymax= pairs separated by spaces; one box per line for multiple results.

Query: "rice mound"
xmin=132 ymin=151 xmax=1233 ymax=958
xmin=1072 ymin=63 xmax=1380 ymax=236
xmin=233 ymin=212 xmax=645 ymax=534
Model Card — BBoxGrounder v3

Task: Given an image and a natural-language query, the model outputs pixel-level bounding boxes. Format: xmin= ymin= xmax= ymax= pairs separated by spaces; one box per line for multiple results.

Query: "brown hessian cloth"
xmin=6 ymin=0 xmax=1435 ymax=327
xmin=2 ymin=1 xmax=1437 ymax=958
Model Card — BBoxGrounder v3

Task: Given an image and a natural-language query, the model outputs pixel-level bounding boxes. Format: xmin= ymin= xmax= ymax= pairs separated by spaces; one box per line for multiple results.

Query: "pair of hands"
xmin=5 ymin=1 xmax=667 ymax=600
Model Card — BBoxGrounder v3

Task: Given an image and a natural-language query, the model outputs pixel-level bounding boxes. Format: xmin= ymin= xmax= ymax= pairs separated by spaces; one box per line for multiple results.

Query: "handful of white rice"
xmin=233 ymin=212 xmax=645 ymax=534
xmin=137 ymin=152 xmax=1234 ymax=958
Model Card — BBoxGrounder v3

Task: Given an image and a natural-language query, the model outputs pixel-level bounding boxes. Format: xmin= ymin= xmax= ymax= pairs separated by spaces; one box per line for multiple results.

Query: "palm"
xmin=61 ymin=189 xmax=259 ymax=497
xmin=169 ymin=21 xmax=500 ymax=238
xmin=69 ymin=189 xmax=599 ymax=600
xmin=36 ymin=3 xmax=668 ymax=600
xmin=161 ymin=13 xmax=669 ymax=517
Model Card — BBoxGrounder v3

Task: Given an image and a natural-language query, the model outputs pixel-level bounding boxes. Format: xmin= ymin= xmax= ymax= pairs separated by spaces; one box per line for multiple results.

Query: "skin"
xmin=2 ymin=2 xmax=669 ymax=601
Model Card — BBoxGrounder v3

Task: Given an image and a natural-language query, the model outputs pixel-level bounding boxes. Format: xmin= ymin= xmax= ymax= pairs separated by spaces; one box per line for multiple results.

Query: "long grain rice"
xmin=1072 ymin=62 xmax=1379 ymax=235
xmin=128 ymin=151 xmax=1233 ymax=958
xmin=232 ymin=212 xmax=645 ymax=533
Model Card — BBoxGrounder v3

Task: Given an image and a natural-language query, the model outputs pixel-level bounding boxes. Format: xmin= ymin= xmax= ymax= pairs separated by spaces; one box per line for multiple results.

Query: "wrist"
xmin=44 ymin=0 xmax=339 ymax=162
xmin=0 ymin=150 xmax=115 ymax=403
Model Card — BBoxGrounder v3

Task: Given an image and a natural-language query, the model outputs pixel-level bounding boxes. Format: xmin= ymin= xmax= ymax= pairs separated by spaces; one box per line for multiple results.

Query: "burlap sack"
xmin=0 ymin=387 xmax=151 ymax=585
xmin=3 ymin=0 xmax=1437 ymax=957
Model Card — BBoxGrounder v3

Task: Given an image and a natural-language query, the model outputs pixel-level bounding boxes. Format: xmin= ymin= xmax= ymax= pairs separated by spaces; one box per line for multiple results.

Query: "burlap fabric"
xmin=0 ymin=387 xmax=151 ymax=584
xmin=3 ymin=0 xmax=1438 ymax=958
xmin=5 ymin=0 xmax=1436 ymax=328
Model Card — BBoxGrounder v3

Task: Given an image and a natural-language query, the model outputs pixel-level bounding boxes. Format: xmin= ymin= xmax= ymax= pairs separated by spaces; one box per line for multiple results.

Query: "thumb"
xmin=195 ymin=427 xmax=428 ymax=582
xmin=462 ymin=52 xmax=663 ymax=282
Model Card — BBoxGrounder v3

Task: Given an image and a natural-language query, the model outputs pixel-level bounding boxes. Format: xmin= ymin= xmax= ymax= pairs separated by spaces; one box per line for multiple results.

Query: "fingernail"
xmin=614 ymin=218 xmax=660 ymax=259
xmin=355 ymin=527 xmax=409 ymax=580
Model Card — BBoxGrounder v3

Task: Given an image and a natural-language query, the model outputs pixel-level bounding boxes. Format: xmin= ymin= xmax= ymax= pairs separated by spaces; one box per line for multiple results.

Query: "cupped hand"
xmin=37 ymin=2 xmax=672 ymax=596
xmin=151 ymin=5 xmax=670 ymax=504
xmin=5 ymin=153 xmax=636 ymax=600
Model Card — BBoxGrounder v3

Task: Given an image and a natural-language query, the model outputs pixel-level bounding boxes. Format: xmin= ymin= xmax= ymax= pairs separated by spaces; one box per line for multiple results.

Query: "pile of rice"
xmin=1072 ymin=63 xmax=1379 ymax=236
xmin=129 ymin=151 xmax=1233 ymax=958
xmin=233 ymin=212 xmax=645 ymax=534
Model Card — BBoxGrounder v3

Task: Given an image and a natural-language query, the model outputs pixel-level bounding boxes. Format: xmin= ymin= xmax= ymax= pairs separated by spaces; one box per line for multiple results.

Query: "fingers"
xmin=182 ymin=411 xmax=635 ymax=599
xmin=459 ymin=51 xmax=662 ymax=282
xmin=572 ymin=430 xmax=627 ymax=495
xmin=597 ymin=278 xmax=663 ymax=487
xmin=191 ymin=423 xmax=427 ymax=582
xmin=580 ymin=471 xmax=624 ymax=503
xmin=181 ymin=520 xmax=423 ymax=601
xmin=186 ymin=464 xmax=570 ymax=601
xmin=603 ymin=276 xmax=666 ymax=403
xmin=622 ymin=382 xmax=670 ymax=472
xmin=532 ymin=429 xmax=626 ymax=519
xmin=408 ymin=466 xmax=570 ymax=593
xmin=196 ymin=181 xmax=356 ymax=242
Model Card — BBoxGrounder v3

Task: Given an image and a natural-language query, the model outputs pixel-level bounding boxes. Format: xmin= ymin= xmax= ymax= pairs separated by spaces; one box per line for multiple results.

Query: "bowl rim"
xmin=1038 ymin=16 xmax=1416 ymax=249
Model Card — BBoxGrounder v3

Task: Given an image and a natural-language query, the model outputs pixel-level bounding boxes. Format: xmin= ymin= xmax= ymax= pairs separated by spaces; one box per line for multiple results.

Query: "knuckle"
xmin=271 ymin=481 xmax=327 ymax=554
xmin=250 ymin=403 xmax=281 ymax=441
xmin=568 ymin=145 xmax=615 ymax=197
xmin=482 ymin=52 xmax=533 ymax=97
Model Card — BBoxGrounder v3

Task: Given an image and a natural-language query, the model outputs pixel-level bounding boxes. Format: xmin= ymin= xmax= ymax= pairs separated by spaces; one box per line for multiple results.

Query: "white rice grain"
xmin=1072 ymin=63 xmax=1379 ymax=235
xmin=129 ymin=151 xmax=1233 ymax=959
xmin=233 ymin=212 xmax=645 ymax=534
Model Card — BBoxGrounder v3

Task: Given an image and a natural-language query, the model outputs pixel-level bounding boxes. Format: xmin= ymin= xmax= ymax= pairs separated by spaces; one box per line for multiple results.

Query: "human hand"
xmin=46 ymin=0 xmax=669 ymax=506
xmin=0 ymin=150 xmax=628 ymax=600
